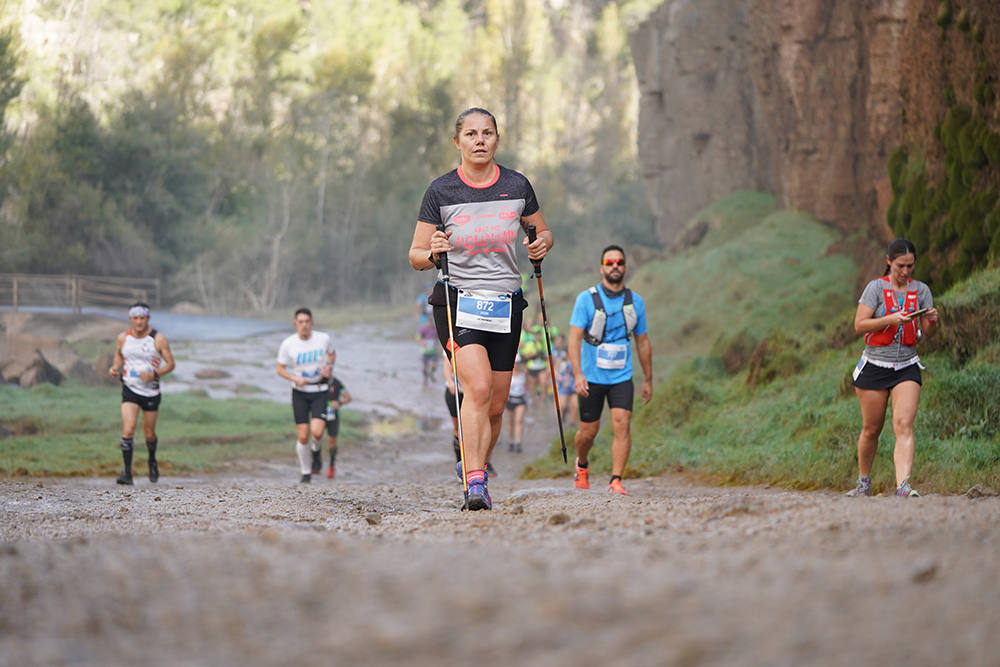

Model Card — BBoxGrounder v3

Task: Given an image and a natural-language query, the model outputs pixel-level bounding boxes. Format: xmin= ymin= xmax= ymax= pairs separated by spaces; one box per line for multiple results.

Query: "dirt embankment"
xmin=2 ymin=410 xmax=998 ymax=666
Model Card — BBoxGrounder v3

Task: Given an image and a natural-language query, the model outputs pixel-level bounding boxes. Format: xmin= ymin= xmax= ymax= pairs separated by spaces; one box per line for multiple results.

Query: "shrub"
xmin=634 ymin=371 xmax=714 ymax=428
xmin=922 ymin=366 xmax=1000 ymax=439
xmin=745 ymin=332 xmax=804 ymax=388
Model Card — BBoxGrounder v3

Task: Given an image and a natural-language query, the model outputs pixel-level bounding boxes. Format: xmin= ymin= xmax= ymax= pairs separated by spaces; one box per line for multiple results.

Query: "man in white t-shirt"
xmin=276 ymin=308 xmax=336 ymax=483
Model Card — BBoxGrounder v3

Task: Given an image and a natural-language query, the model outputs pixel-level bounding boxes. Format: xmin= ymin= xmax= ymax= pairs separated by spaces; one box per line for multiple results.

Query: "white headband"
xmin=129 ymin=306 xmax=151 ymax=318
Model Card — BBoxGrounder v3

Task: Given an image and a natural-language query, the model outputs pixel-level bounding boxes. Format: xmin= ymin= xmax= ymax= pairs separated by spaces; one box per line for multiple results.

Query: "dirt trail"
xmin=2 ymin=316 xmax=999 ymax=666
xmin=3 ymin=397 xmax=999 ymax=666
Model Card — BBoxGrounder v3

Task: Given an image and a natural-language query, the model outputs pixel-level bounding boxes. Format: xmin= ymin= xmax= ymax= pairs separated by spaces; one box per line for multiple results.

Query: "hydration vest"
xmin=864 ymin=277 xmax=919 ymax=347
xmin=583 ymin=285 xmax=637 ymax=346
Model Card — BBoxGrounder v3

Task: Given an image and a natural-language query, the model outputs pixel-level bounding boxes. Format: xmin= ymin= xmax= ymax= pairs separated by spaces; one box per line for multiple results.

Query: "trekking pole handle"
xmin=435 ymin=223 xmax=449 ymax=278
xmin=527 ymin=225 xmax=542 ymax=275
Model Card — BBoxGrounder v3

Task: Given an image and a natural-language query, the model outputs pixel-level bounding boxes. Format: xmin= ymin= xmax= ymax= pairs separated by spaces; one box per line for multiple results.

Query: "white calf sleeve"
xmin=296 ymin=441 xmax=312 ymax=474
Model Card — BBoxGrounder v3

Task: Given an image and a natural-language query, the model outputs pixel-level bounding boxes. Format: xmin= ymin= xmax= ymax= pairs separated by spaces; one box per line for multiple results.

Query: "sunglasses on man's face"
xmin=602 ymin=258 xmax=625 ymax=267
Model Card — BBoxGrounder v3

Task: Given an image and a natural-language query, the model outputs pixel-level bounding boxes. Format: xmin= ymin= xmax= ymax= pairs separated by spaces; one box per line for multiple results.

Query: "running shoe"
xmin=508 ymin=441 xmax=515 ymax=452
xmin=148 ymin=459 xmax=159 ymax=483
xmin=456 ymin=460 xmax=464 ymax=483
xmin=608 ymin=477 xmax=628 ymax=495
xmin=300 ymin=473 xmax=311 ymax=484
xmin=486 ymin=461 xmax=498 ymax=478
xmin=116 ymin=471 xmax=133 ymax=486
xmin=326 ymin=464 xmax=335 ymax=480
xmin=895 ymin=478 xmax=920 ymax=497
xmin=574 ymin=462 xmax=590 ymax=490
xmin=846 ymin=476 xmax=871 ymax=497
xmin=310 ymin=450 xmax=322 ymax=475
xmin=514 ymin=442 xmax=522 ymax=453
xmin=466 ymin=478 xmax=492 ymax=511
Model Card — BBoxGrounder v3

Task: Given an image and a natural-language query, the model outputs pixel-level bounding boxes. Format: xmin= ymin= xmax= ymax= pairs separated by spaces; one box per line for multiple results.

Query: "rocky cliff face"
xmin=631 ymin=0 xmax=999 ymax=247
xmin=630 ymin=0 xmax=765 ymax=244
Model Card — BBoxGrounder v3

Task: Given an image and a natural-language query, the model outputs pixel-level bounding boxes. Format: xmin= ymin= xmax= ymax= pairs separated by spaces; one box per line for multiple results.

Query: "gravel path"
xmin=3 ymin=314 xmax=999 ymax=666
xmin=2 ymin=411 xmax=999 ymax=667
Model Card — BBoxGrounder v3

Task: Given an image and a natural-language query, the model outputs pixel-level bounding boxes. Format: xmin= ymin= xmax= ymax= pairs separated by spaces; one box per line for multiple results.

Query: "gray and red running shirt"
xmin=858 ymin=278 xmax=933 ymax=365
xmin=418 ymin=164 xmax=539 ymax=294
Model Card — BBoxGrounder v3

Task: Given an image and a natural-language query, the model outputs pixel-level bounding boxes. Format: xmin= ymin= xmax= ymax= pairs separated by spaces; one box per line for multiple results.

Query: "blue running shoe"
xmin=464 ymin=469 xmax=491 ymax=511
xmin=467 ymin=478 xmax=492 ymax=511
xmin=456 ymin=460 xmax=463 ymax=484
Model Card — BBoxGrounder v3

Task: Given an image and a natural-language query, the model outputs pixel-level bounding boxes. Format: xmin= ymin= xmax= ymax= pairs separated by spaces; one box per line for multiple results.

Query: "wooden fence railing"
xmin=0 ymin=274 xmax=161 ymax=313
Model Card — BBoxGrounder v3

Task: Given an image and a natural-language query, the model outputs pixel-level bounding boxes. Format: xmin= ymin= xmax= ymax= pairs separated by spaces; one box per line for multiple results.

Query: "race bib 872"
xmin=456 ymin=289 xmax=512 ymax=333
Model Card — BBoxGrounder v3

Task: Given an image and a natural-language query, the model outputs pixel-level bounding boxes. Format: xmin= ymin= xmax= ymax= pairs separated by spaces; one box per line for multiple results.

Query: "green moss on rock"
xmin=887 ymin=101 xmax=999 ymax=290
xmin=936 ymin=0 xmax=953 ymax=28
xmin=975 ymin=83 xmax=995 ymax=107
xmin=984 ymin=132 xmax=1000 ymax=163
xmin=956 ymin=8 xmax=971 ymax=32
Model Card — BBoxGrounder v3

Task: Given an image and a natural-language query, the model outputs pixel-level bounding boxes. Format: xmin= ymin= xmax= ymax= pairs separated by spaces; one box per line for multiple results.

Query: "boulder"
xmin=4 ymin=350 xmax=63 ymax=387
xmin=171 ymin=301 xmax=206 ymax=315
xmin=93 ymin=351 xmax=120 ymax=386
xmin=966 ymin=483 xmax=999 ymax=499
xmin=194 ymin=369 xmax=231 ymax=380
xmin=39 ymin=347 xmax=98 ymax=385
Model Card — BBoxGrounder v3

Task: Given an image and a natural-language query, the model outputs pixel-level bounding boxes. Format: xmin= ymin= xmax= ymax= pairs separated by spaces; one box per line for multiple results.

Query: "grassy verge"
xmin=525 ymin=192 xmax=1000 ymax=494
xmin=0 ymin=382 xmax=364 ymax=478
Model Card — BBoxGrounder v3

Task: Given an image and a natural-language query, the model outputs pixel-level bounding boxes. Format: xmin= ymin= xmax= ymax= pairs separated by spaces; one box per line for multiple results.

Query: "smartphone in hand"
xmin=904 ymin=307 xmax=932 ymax=319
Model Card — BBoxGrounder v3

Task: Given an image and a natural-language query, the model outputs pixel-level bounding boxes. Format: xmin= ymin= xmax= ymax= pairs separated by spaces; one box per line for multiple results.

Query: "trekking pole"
xmin=437 ymin=224 xmax=470 ymax=509
xmin=526 ymin=225 xmax=568 ymax=464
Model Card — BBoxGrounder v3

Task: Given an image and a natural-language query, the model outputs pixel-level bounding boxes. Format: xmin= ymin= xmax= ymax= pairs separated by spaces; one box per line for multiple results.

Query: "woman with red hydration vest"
xmin=848 ymin=239 xmax=940 ymax=497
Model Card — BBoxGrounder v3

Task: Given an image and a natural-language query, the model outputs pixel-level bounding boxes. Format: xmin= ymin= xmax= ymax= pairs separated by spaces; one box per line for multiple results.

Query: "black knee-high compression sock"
xmin=146 ymin=438 xmax=159 ymax=482
xmin=120 ymin=438 xmax=134 ymax=473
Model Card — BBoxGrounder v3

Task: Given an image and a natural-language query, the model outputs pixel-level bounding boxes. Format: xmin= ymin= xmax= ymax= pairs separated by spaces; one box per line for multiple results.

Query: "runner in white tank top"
xmin=108 ymin=303 xmax=175 ymax=486
xmin=121 ymin=329 xmax=162 ymax=397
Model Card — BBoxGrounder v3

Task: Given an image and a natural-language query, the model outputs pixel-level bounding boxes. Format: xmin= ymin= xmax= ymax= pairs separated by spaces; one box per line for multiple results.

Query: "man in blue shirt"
xmin=568 ymin=245 xmax=653 ymax=495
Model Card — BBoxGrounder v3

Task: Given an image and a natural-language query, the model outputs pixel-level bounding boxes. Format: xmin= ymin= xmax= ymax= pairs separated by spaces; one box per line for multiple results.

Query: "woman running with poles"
xmin=408 ymin=107 xmax=553 ymax=510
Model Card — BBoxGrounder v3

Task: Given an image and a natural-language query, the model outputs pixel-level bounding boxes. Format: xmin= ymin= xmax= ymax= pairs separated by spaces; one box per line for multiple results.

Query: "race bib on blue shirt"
xmin=596 ymin=342 xmax=627 ymax=370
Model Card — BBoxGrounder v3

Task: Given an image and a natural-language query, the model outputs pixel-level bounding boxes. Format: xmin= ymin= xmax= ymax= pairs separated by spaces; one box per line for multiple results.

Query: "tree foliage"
xmin=1 ymin=0 xmax=660 ymax=311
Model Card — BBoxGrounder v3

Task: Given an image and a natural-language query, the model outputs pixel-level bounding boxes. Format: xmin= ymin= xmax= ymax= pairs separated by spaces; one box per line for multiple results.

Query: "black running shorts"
xmin=121 ymin=384 xmax=161 ymax=412
xmin=431 ymin=283 xmax=527 ymax=372
xmin=505 ymin=395 xmax=527 ymax=411
xmin=444 ymin=388 xmax=464 ymax=419
xmin=578 ymin=379 xmax=634 ymax=423
xmin=852 ymin=361 xmax=922 ymax=390
xmin=291 ymin=389 xmax=328 ymax=424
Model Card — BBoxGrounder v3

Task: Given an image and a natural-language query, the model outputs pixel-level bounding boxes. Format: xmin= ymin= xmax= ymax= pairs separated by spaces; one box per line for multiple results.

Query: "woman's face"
xmin=453 ymin=113 xmax=498 ymax=167
xmin=887 ymin=252 xmax=915 ymax=285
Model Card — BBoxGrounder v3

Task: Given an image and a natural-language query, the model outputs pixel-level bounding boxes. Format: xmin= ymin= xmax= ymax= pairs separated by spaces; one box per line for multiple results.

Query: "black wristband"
xmin=428 ymin=252 xmax=440 ymax=269
xmin=153 ymin=371 xmax=160 ymax=381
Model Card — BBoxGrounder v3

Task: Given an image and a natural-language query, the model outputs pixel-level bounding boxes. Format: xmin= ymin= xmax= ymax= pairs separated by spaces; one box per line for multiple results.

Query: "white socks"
xmin=296 ymin=441 xmax=311 ymax=474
